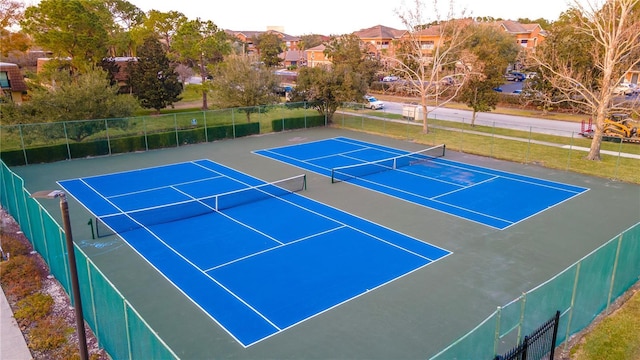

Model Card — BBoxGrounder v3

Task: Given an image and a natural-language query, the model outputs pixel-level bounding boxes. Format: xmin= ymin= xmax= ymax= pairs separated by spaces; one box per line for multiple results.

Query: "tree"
xmin=94 ymin=0 xmax=145 ymax=57
xmin=141 ymin=10 xmax=186 ymax=53
xmin=0 ymin=0 xmax=31 ymax=58
xmin=210 ymin=56 xmax=280 ymax=122
xmin=298 ymin=34 xmax=324 ymax=51
xmin=254 ymin=32 xmax=283 ymax=67
xmin=324 ymin=33 xmax=380 ymax=85
xmin=21 ymin=0 xmax=108 ymax=71
xmin=516 ymin=17 xmax=553 ymax=29
xmin=128 ymin=36 xmax=182 ymax=112
xmin=293 ymin=63 xmax=367 ymax=123
xmin=388 ymin=0 xmax=473 ymax=133
xmin=458 ymin=23 xmax=520 ymax=125
xmin=292 ymin=34 xmax=374 ymax=123
xmin=1 ymin=69 xmax=138 ymax=141
xmin=530 ymin=0 xmax=640 ymax=160
xmin=172 ymin=18 xmax=231 ymax=109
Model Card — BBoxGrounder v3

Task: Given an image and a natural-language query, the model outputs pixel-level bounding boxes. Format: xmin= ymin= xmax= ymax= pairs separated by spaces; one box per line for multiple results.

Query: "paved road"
xmin=381 ymin=101 xmax=584 ymax=137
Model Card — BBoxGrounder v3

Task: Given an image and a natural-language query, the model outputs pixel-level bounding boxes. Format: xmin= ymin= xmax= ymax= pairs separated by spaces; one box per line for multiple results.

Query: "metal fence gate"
xmin=495 ymin=310 xmax=561 ymax=360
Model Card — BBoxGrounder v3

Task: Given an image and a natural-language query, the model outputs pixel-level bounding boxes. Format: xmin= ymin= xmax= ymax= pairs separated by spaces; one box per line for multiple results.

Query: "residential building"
xmin=353 ymin=25 xmax=405 ymax=58
xmin=495 ymin=20 xmax=547 ymax=49
xmin=227 ymin=29 xmax=300 ymax=56
xmin=623 ymin=66 xmax=639 ymax=85
xmin=0 ymin=62 xmax=28 ymax=104
xmin=305 ymin=45 xmax=331 ymax=68
xmin=280 ymin=50 xmax=306 ymax=68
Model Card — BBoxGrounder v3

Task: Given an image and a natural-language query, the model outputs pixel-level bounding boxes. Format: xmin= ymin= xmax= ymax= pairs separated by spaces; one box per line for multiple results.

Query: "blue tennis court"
xmin=57 ymin=159 xmax=450 ymax=347
xmin=254 ymin=137 xmax=589 ymax=230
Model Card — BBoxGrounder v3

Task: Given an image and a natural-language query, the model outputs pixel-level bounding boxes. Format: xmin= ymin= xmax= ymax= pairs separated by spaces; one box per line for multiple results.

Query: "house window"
xmin=421 ymin=41 xmax=434 ymax=50
xmin=0 ymin=72 xmax=9 ymax=88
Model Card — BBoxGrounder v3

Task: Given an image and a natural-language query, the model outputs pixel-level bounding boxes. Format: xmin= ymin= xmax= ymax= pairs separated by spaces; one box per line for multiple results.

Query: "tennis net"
xmin=331 ymin=144 xmax=446 ymax=183
xmin=96 ymin=174 xmax=306 ymax=235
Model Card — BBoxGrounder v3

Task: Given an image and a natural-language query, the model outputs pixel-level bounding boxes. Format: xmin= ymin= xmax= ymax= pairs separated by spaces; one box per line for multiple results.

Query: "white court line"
xmin=68 ymin=158 xmax=454 ymax=348
xmin=75 ymin=167 xmax=283 ymax=338
xmin=204 ymin=225 xmax=346 ymax=272
xmin=107 ymin=174 xmax=225 ymax=199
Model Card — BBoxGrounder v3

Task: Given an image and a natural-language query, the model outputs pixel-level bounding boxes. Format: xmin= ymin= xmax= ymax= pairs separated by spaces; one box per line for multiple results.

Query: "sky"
xmin=123 ymin=0 xmax=572 ymax=35
xmin=18 ymin=0 xmax=573 ymax=35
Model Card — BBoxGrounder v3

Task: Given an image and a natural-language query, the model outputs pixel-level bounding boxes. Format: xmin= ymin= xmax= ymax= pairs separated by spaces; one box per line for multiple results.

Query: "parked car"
xmin=493 ymin=87 xmax=503 ymax=92
xmin=441 ymin=75 xmax=463 ymax=86
xmin=364 ymin=95 xmax=384 ymax=110
xmin=505 ymin=72 xmax=526 ymax=82
xmin=613 ymin=83 xmax=633 ymax=96
xmin=382 ymin=76 xmax=399 ymax=82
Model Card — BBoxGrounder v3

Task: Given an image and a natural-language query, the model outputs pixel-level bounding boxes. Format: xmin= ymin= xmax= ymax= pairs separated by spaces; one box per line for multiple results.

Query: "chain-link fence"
xmin=332 ymin=109 xmax=640 ymax=184
xmin=0 ymin=161 xmax=179 ymax=359
xmin=2 ymin=102 xmax=639 ymax=359
xmin=0 ymin=102 xmax=325 ymax=166
xmin=429 ymin=222 xmax=640 ymax=359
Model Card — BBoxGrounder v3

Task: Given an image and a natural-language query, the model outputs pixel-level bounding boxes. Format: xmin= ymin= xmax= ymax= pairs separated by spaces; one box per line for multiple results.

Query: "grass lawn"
xmin=569 ymin=288 xmax=640 ymax=360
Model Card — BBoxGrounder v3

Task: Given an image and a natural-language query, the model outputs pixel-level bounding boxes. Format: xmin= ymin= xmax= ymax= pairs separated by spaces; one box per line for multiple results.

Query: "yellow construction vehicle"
xmin=603 ymin=113 xmax=638 ymax=139
xmin=581 ymin=113 xmax=640 ymax=143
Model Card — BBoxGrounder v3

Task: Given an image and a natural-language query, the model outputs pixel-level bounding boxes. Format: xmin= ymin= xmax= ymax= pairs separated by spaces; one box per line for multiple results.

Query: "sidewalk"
xmin=0 ymin=287 xmax=32 ymax=360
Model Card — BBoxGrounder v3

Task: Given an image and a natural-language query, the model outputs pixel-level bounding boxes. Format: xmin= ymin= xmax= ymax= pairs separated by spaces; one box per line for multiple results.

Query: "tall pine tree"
xmin=128 ymin=36 xmax=182 ymax=112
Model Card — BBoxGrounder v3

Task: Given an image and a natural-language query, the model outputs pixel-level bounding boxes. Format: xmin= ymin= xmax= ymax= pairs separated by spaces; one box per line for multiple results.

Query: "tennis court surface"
xmin=57 ymin=159 xmax=450 ymax=347
xmin=255 ymin=137 xmax=589 ymax=229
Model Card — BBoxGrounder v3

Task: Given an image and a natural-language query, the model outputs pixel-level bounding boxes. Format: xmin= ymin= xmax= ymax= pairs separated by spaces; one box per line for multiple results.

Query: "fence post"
xmin=203 ymin=111 xmax=208 ymax=143
xmin=173 ymin=113 xmax=179 ymax=147
xmin=105 ymin=119 xmax=112 ymax=155
xmin=232 ymin=108 xmax=236 ymax=138
xmin=281 ymin=104 xmax=285 ymax=131
xmin=19 ymin=124 xmax=28 ymax=165
xmin=63 ymin=122 xmax=71 ymax=160
xmin=86 ymin=261 xmax=99 ymax=343
xmin=124 ymin=299 xmax=133 ymax=359
xmin=606 ymin=235 xmax=624 ymax=313
xmin=493 ymin=306 xmax=502 ymax=356
xmin=614 ymin=140 xmax=623 ymax=180
xmin=526 ymin=127 xmax=532 ymax=163
xmin=37 ymin=206 xmax=52 ymax=271
xmin=490 ymin=122 xmax=496 ymax=158
xmin=567 ymin=132 xmax=575 ymax=171
xmin=143 ymin=117 xmax=149 ymax=151
xmin=564 ymin=261 xmax=582 ymax=352
xmin=459 ymin=118 xmax=465 ymax=152
xmin=517 ymin=292 xmax=527 ymax=344
xmin=521 ymin=335 xmax=529 ymax=360
xmin=549 ymin=310 xmax=561 ymax=360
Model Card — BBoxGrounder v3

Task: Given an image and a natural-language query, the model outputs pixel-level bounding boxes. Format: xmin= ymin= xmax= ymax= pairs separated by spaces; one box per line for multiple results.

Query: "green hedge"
xmin=272 ymin=115 xmax=325 ymax=132
xmin=0 ymin=122 xmax=261 ymax=166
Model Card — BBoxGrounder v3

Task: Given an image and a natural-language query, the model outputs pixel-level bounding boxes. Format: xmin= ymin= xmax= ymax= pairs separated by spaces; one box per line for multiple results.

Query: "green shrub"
xmin=0 ymin=255 xmax=45 ymax=299
xmin=28 ymin=315 xmax=73 ymax=352
xmin=15 ymin=293 xmax=54 ymax=323
xmin=0 ymin=232 xmax=31 ymax=257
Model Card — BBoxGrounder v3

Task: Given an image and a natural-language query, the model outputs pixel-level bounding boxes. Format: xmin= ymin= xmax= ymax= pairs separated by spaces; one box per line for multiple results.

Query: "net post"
xmin=303 ymin=174 xmax=307 ymax=191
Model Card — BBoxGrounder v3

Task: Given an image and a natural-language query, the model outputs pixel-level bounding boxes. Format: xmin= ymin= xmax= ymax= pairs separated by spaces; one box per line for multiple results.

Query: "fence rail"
xmin=1 ymin=103 xmax=640 ymax=359
xmin=0 ymin=102 xmax=326 ymax=166
xmin=0 ymin=161 xmax=178 ymax=359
